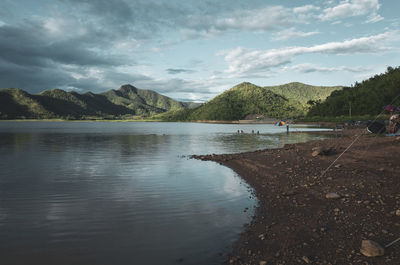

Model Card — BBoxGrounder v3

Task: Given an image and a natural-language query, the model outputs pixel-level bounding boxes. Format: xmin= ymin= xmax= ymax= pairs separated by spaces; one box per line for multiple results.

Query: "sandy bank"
xmin=193 ymin=129 xmax=400 ymax=264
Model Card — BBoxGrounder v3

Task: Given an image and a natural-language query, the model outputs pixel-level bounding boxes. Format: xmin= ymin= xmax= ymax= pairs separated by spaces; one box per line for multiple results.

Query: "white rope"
xmin=319 ymin=133 xmax=362 ymax=178
xmin=385 ymin=237 xmax=400 ymax=248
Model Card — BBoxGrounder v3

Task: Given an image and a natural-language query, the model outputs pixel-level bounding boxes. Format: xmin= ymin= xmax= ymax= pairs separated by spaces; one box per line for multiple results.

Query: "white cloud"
xmin=182 ymin=93 xmax=207 ymax=102
xmin=365 ymin=13 xmax=384 ymax=23
xmin=293 ymin=5 xmax=320 ymax=14
xmin=287 ymin=63 xmax=371 ymax=73
xmin=183 ymin=6 xmax=292 ymax=37
xmin=43 ymin=17 xmax=87 ymax=39
xmin=292 ymin=4 xmax=321 ymax=22
xmin=214 ymin=6 xmax=291 ymax=31
xmin=113 ymin=38 xmax=140 ymax=52
xmin=219 ymin=32 xmax=392 ymax=78
xmin=184 ymin=4 xmax=324 ymax=35
xmin=179 ymin=1 xmax=384 ymax=38
xmin=133 ymin=75 xmax=223 ymax=97
xmin=272 ymin=27 xmax=319 ymax=41
xmin=307 ymin=32 xmax=390 ymax=53
xmin=319 ymin=0 xmax=381 ymax=21
xmin=218 ymin=46 xmax=293 ymax=78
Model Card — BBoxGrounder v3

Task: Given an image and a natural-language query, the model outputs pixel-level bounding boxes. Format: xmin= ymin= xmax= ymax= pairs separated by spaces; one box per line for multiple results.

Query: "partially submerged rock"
xmin=360 ymin=240 xmax=385 ymax=257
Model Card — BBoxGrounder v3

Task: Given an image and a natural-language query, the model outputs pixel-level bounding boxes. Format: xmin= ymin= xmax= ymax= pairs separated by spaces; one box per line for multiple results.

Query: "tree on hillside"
xmin=307 ymin=66 xmax=400 ymax=117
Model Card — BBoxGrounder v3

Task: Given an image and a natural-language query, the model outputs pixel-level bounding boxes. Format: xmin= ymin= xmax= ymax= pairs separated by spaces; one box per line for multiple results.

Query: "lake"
xmin=0 ymin=121 xmax=332 ymax=265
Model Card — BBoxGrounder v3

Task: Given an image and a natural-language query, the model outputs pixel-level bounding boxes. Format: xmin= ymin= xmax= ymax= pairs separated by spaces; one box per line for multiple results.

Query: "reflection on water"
xmin=0 ymin=122 xmax=332 ymax=265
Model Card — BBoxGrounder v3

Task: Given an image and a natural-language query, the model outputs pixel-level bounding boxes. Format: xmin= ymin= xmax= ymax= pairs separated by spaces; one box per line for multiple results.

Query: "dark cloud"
xmin=64 ymin=0 xmax=187 ymax=40
xmin=1 ymin=56 xmax=152 ymax=94
xmin=68 ymin=0 xmax=134 ymax=21
xmin=0 ymin=59 xmax=75 ymax=93
xmin=0 ymin=16 xmax=133 ymax=93
xmin=0 ymin=23 xmax=124 ymax=68
xmin=166 ymin=68 xmax=195 ymax=75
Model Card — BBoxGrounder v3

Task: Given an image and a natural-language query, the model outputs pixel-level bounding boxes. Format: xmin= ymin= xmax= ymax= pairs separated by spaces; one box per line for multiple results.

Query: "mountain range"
xmin=0 ymin=82 xmax=341 ymax=120
xmin=0 ymin=85 xmax=199 ymax=120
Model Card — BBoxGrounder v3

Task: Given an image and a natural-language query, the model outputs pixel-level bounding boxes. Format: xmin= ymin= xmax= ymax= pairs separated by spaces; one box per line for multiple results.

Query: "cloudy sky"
xmin=0 ymin=0 xmax=399 ymax=102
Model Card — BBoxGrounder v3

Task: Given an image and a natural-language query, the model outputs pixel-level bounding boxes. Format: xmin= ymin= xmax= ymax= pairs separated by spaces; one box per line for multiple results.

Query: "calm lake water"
xmin=0 ymin=122 xmax=332 ymax=265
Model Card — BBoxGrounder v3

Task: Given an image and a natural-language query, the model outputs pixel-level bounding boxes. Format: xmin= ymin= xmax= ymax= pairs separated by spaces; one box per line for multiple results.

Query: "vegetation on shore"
xmin=307 ymin=66 xmax=400 ymax=119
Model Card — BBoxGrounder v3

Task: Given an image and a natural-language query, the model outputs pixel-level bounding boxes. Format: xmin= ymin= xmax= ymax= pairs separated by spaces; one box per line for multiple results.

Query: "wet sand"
xmin=193 ymin=128 xmax=400 ymax=264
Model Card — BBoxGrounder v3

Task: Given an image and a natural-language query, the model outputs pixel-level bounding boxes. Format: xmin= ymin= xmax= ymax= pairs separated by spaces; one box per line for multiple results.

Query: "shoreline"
xmin=193 ymin=128 xmax=400 ymax=264
xmin=0 ymin=119 xmax=348 ymax=125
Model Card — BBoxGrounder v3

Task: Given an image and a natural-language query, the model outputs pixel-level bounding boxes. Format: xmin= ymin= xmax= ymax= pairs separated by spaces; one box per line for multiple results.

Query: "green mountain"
xmin=0 ymin=88 xmax=54 ymax=119
xmin=0 ymin=84 xmax=186 ymax=119
xmin=158 ymin=82 xmax=342 ymax=121
xmin=157 ymin=82 xmax=308 ymax=121
xmin=307 ymin=66 xmax=400 ymax=117
xmin=101 ymin=85 xmax=185 ymax=115
xmin=264 ymin=82 xmax=342 ymax=106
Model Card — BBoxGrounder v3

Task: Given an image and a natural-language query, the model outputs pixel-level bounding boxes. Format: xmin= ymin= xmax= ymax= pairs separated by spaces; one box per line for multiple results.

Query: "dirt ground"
xmin=193 ymin=128 xmax=400 ymax=265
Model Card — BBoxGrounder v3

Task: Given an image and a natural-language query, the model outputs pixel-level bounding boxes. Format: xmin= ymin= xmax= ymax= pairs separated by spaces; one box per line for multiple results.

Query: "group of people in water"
xmin=236 ymin=124 xmax=290 ymax=134
xmin=237 ymin=130 xmax=260 ymax=134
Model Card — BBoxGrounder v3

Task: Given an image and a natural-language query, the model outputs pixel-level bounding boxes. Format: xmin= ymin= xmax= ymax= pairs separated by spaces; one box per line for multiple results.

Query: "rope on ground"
xmin=385 ymin=237 xmax=400 ymax=248
xmin=319 ymin=133 xmax=362 ymax=178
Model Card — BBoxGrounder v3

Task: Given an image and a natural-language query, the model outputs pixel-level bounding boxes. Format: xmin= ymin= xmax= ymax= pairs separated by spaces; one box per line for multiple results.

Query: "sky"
xmin=0 ymin=0 xmax=399 ymax=102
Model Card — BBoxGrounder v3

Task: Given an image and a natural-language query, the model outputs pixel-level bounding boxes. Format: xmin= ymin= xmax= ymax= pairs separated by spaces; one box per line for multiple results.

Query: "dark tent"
xmin=367 ymin=121 xmax=386 ymax=134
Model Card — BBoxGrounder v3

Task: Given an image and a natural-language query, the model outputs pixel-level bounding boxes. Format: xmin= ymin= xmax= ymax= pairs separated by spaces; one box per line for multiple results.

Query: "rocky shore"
xmin=193 ymin=129 xmax=400 ymax=264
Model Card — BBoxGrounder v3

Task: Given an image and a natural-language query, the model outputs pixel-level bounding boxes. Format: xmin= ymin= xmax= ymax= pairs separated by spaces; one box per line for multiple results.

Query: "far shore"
xmin=0 ymin=118 xmax=338 ymax=126
xmin=0 ymin=118 xmax=219 ymax=122
xmin=193 ymin=128 xmax=400 ymax=264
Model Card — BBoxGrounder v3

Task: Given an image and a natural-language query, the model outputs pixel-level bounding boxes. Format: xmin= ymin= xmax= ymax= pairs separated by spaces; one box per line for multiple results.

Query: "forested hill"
xmin=265 ymin=82 xmax=342 ymax=106
xmin=157 ymin=82 xmax=343 ymax=121
xmin=157 ymin=82 xmax=307 ymax=121
xmin=307 ymin=66 xmax=400 ymax=117
xmin=0 ymin=84 xmax=187 ymax=119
